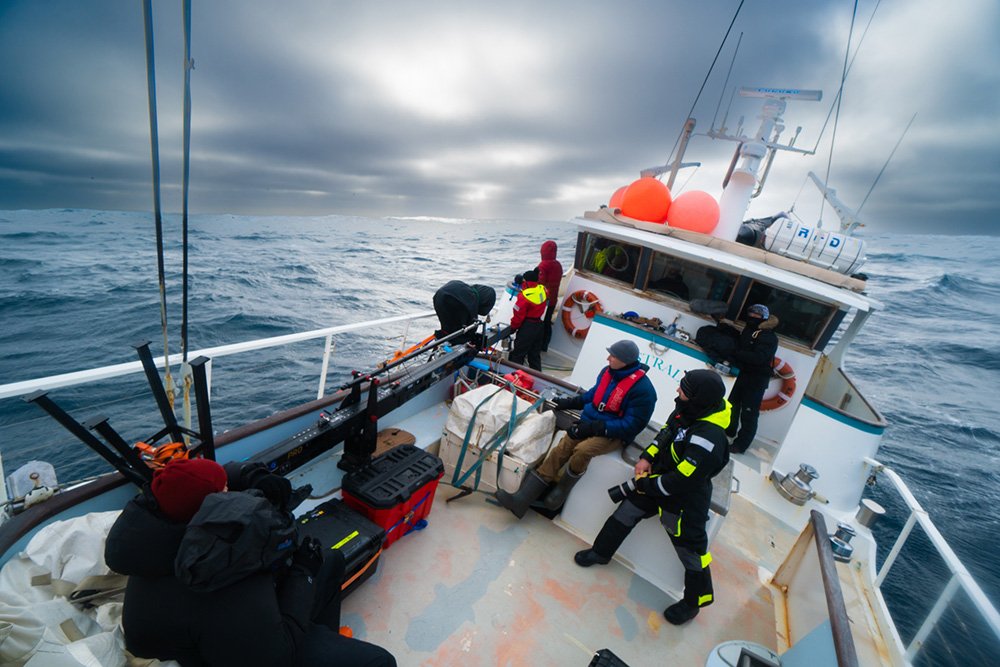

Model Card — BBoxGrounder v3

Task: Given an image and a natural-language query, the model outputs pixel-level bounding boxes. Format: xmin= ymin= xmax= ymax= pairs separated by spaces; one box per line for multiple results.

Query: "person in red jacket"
xmin=508 ymin=269 xmax=548 ymax=371
xmin=535 ymin=240 xmax=563 ymax=351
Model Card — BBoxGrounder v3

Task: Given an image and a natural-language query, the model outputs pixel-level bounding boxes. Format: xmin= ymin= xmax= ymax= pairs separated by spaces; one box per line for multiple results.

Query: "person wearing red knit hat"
xmin=105 ymin=458 xmax=396 ymax=666
xmin=150 ymin=457 xmax=228 ymax=522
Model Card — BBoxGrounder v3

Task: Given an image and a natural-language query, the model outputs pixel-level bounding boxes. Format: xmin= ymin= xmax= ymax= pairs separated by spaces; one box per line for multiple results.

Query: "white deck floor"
xmin=339 ymin=481 xmax=790 ymax=667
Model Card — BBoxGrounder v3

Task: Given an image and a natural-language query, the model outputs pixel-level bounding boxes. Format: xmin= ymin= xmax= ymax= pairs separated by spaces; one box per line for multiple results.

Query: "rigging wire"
xmin=858 ymin=112 xmax=917 ymax=214
xmin=819 ymin=0 xmax=859 ymax=226
xmin=663 ymin=0 xmax=746 ymax=167
xmin=711 ymin=31 xmax=743 ymax=133
xmin=182 ymin=0 xmax=192 ymax=366
xmin=141 ymin=0 xmax=175 ymax=409
xmin=181 ymin=0 xmax=194 ymax=440
xmin=811 ymin=0 xmax=882 ymax=152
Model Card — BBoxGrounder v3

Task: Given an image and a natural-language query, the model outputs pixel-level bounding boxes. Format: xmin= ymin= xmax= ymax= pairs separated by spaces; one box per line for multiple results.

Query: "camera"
xmin=607 ymin=478 xmax=637 ymax=504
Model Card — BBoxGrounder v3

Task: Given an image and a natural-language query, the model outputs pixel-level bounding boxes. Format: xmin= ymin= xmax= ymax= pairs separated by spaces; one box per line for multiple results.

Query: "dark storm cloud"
xmin=1 ymin=0 xmax=997 ymax=233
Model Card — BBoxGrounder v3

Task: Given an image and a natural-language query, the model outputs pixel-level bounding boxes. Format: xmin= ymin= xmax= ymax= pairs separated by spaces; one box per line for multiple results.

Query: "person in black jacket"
xmin=104 ymin=458 xmax=395 ymax=667
xmin=432 ymin=280 xmax=496 ymax=343
xmin=573 ymin=369 xmax=731 ymax=626
xmin=727 ymin=303 xmax=778 ymax=453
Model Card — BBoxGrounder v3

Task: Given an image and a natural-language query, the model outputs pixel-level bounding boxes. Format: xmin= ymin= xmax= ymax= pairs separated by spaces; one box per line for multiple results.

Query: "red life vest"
xmin=592 ymin=367 xmax=647 ymax=416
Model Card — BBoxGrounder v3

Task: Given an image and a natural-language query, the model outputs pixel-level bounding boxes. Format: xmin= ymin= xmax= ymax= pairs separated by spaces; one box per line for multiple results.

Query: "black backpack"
xmin=175 ymin=489 xmax=297 ymax=592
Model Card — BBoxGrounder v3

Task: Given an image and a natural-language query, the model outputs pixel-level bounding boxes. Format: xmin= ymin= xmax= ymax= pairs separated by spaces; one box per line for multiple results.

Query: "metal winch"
xmin=769 ymin=463 xmax=819 ymax=505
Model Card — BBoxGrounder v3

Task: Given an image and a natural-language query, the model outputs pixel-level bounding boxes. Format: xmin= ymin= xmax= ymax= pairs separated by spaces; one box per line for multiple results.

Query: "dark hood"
xmin=472 ymin=284 xmax=496 ymax=315
xmin=105 ymin=492 xmax=186 ymax=578
xmin=676 ymin=369 xmax=726 ymax=422
xmin=540 ymin=240 xmax=557 ymax=261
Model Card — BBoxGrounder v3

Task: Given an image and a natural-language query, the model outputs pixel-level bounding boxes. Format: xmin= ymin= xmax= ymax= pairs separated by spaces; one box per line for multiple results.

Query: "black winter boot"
xmin=495 ymin=470 xmax=549 ymax=519
xmin=574 ymin=517 xmax=631 ymax=567
xmin=663 ymin=600 xmax=700 ymax=625
xmin=540 ymin=464 xmax=583 ymax=511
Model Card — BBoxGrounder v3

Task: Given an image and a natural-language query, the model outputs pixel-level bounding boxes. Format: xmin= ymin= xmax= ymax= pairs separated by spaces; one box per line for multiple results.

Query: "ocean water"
xmin=1 ymin=209 xmax=998 ymax=664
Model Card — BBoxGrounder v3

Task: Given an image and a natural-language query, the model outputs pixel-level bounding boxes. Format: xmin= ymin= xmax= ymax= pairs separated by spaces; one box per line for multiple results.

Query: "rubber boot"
xmin=574 ymin=517 xmax=631 ymax=567
xmin=663 ymin=600 xmax=699 ymax=625
xmin=540 ymin=464 xmax=583 ymax=511
xmin=495 ymin=469 xmax=549 ymax=519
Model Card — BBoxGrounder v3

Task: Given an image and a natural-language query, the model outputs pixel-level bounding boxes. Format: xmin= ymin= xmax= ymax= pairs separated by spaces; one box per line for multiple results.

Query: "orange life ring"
xmin=760 ymin=356 xmax=796 ymax=411
xmin=561 ymin=290 xmax=603 ymax=339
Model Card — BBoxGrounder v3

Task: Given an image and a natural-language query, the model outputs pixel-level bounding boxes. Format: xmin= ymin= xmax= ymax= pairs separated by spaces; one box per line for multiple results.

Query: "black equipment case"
xmin=296 ymin=498 xmax=385 ymax=596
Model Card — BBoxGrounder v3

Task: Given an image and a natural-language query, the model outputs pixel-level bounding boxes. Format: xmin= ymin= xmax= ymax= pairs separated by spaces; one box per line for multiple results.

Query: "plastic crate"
xmin=341 ymin=445 xmax=444 ymax=549
xmin=296 ymin=498 xmax=385 ymax=596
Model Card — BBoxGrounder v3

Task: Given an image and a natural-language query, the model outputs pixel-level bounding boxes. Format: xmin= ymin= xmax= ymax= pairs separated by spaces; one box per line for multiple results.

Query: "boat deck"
xmin=339 ymin=481 xmax=790 ymax=666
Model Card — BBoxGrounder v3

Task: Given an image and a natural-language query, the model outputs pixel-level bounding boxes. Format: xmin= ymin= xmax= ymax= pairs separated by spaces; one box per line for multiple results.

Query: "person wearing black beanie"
xmin=573 ymin=369 xmax=731 ymax=627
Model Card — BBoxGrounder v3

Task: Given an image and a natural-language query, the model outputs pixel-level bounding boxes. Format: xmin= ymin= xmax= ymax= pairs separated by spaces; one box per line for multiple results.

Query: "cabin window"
xmin=740 ymin=282 xmax=836 ymax=346
xmin=645 ymin=253 xmax=738 ymax=303
xmin=580 ymin=234 xmax=642 ymax=286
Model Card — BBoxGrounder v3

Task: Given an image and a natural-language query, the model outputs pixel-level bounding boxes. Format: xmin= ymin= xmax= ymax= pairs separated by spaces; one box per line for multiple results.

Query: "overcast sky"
xmin=1 ymin=0 xmax=997 ymax=234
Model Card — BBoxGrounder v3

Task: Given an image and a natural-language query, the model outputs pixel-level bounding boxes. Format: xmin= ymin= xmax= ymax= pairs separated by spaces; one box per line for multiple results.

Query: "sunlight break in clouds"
xmin=339 ymin=25 xmax=558 ymax=122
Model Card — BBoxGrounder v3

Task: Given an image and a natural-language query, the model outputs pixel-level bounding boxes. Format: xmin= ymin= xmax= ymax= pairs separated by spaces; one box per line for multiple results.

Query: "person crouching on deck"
xmin=508 ymin=269 xmax=548 ymax=371
xmin=496 ymin=339 xmax=656 ymax=517
xmin=574 ymin=369 xmax=731 ymax=626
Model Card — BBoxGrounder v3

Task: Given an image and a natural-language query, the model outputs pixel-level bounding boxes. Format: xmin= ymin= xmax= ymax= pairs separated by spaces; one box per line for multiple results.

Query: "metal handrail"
xmin=863 ymin=456 xmax=1000 ymax=662
xmin=0 ymin=310 xmax=436 ymax=401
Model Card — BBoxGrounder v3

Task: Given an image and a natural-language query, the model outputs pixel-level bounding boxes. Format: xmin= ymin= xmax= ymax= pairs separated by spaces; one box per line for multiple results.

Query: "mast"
xmin=713 ymin=87 xmax=821 ymax=242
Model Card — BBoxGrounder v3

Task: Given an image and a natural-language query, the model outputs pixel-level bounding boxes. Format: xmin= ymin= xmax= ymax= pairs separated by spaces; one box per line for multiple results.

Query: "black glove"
xmin=253 ymin=474 xmax=293 ymax=510
xmin=569 ymin=420 xmax=605 ymax=440
xmin=552 ymin=396 xmax=579 ymax=412
xmin=292 ymin=536 xmax=324 ymax=578
xmin=633 ymin=475 xmax=657 ymax=495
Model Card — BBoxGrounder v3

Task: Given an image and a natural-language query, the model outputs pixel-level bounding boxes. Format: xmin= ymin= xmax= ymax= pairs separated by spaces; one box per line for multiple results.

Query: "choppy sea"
xmin=1 ymin=209 xmax=998 ymax=665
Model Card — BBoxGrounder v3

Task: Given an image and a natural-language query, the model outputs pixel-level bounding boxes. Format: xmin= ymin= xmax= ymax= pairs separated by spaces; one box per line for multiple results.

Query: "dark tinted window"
xmin=580 ymin=234 xmax=641 ymax=285
xmin=646 ymin=252 xmax=738 ymax=303
xmin=741 ymin=283 xmax=836 ymax=346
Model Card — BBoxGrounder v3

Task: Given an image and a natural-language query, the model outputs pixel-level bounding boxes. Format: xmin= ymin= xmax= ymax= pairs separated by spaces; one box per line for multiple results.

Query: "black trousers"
xmin=542 ymin=300 xmax=557 ymax=351
xmin=727 ymin=371 xmax=770 ymax=452
xmin=608 ymin=487 xmax=715 ymax=608
xmin=295 ymin=549 xmax=397 ymax=666
xmin=509 ymin=320 xmax=544 ymax=370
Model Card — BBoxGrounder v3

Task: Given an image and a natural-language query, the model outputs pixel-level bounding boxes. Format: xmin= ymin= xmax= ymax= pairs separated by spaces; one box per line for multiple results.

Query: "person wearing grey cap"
xmin=495 ymin=339 xmax=657 ymax=518
xmin=727 ymin=303 xmax=778 ymax=454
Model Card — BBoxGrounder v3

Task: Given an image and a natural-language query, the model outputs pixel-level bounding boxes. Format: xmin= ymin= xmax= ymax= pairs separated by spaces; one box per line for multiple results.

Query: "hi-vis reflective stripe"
xmin=645 ymin=443 xmax=660 ymax=457
xmin=700 ymin=552 xmax=713 ymax=569
xmin=333 ymin=530 xmax=359 ymax=550
xmin=688 ymin=434 xmax=716 ymax=453
xmin=698 ymin=593 xmax=713 ymax=606
xmin=678 ymin=458 xmax=697 ymax=477
xmin=670 ymin=443 xmax=681 ymax=463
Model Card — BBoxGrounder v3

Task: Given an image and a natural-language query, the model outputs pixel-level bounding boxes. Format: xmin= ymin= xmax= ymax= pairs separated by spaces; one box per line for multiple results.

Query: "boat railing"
xmin=0 ymin=310 xmax=437 ymax=507
xmin=0 ymin=310 xmax=437 ymax=403
xmin=771 ymin=510 xmax=860 ymax=667
xmin=863 ymin=456 xmax=1000 ymax=663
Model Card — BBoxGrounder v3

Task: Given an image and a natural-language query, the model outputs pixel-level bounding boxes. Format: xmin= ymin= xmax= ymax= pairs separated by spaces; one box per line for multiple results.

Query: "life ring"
xmin=760 ymin=356 xmax=796 ymax=411
xmin=562 ymin=290 xmax=603 ymax=339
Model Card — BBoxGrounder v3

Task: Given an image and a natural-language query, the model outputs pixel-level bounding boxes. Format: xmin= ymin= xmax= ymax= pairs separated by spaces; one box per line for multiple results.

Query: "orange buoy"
xmin=760 ymin=356 xmax=796 ymax=411
xmin=609 ymin=185 xmax=628 ymax=209
xmin=561 ymin=290 xmax=603 ymax=339
xmin=620 ymin=177 xmax=672 ymax=223
xmin=667 ymin=190 xmax=720 ymax=234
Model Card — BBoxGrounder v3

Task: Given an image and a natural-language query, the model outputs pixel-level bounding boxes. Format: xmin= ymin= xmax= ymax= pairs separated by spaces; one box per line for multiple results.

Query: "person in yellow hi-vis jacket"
xmin=508 ymin=269 xmax=548 ymax=371
xmin=573 ymin=369 xmax=731 ymax=626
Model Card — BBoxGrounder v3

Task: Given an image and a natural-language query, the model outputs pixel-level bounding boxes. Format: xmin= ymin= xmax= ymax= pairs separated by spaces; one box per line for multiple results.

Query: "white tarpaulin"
xmin=445 ymin=384 xmax=555 ymax=464
xmin=0 ymin=510 xmax=178 ymax=667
